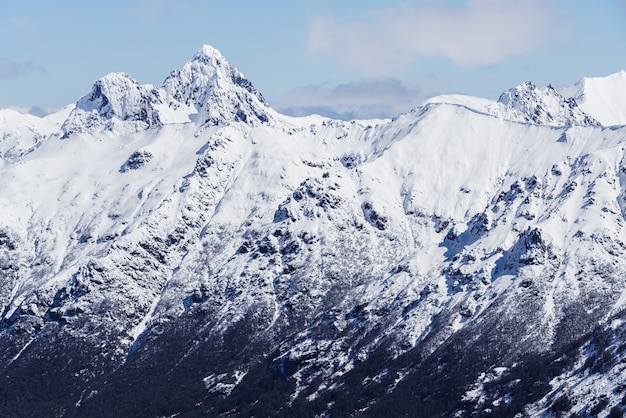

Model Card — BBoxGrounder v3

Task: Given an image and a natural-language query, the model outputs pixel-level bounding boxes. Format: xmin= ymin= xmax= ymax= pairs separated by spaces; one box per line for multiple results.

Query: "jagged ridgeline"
xmin=1 ymin=46 xmax=626 ymax=417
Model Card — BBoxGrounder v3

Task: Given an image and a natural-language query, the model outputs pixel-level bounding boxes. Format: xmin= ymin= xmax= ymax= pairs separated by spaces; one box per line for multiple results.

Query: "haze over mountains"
xmin=1 ymin=46 xmax=626 ymax=417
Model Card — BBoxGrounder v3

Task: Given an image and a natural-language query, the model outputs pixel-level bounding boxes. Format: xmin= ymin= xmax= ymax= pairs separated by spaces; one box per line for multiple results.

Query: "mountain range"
xmin=1 ymin=45 xmax=626 ymax=417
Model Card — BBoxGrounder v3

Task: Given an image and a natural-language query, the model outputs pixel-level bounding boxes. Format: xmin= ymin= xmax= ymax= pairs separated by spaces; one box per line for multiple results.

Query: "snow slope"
xmin=560 ymin=70 xmax=626 ymax=126
xmin=1 ymin=46 xmax=626 ymax=417
xmin=0 ymin=105 xmax=72 ymax=160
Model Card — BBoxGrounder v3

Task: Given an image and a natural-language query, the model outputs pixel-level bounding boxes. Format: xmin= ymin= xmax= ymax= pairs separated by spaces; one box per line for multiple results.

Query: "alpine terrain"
xmin=2 ymin=46 xmax=626 ymax=417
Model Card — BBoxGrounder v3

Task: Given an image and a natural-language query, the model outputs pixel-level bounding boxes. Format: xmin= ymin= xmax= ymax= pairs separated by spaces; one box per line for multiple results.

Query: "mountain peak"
xmin=185 ymin=45 xmax=230 ymax=73
xmin=161 ymin=44 xmax=272 ymax=127
xmin=487 ymin=81 xmax=600 ymax=127
xmin=61 ymin=72 xmax=162 ymax=138
xmin=59 ymin=45 xmax=273 ymax=138
xmin=496 ymin=81 xmax=536 ymax=104
xmin=193 ymin=44 xmax=225 ymax=62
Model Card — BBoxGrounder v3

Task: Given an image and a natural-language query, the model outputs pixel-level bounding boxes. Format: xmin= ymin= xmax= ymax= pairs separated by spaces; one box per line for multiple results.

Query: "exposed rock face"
xmin=120 ymin=150 xmax=153 ymax=172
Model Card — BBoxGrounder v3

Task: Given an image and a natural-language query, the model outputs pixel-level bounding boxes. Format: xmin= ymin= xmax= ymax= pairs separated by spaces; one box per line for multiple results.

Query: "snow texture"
xmin=1 ymin=45 xmax=626 ymax=417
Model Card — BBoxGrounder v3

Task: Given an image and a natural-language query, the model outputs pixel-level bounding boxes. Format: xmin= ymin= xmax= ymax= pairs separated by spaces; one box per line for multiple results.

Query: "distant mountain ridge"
xmin=1 ymin=46 xmax=626 ymax=417
xmin=425 ymin=71 xmax=626 ymax=128
xmin=59 ymin=45 xmax=274 ymax=139
xmin=2 ymin=49 xmax=623 ymax=153
xmin=487 ymin=81 xmax=600 ymax=127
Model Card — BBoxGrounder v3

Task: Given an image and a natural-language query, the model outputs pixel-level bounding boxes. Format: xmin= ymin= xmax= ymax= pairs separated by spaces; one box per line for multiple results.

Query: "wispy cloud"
xmin=308 ymin=0 xmax=564 ymax=75
xmin=0 ymin=59 xmax=46 ymax=80
xmin=275 ymin=77 xmax=444 ymax=120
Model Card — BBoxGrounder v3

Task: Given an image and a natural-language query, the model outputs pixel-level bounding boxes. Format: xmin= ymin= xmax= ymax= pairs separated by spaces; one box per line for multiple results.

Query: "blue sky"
xmin=1 ymin=0 xmax=625 ymax=119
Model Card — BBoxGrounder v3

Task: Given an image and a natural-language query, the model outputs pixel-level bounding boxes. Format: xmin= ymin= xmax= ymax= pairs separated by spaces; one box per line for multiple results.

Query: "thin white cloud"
xmin=0 ymin=59 xmax=46 ymax=80
xmin=275 ymin=77 xmax=445 ymax=120
xmin=308 ymin=0 xmax=563 ymax=74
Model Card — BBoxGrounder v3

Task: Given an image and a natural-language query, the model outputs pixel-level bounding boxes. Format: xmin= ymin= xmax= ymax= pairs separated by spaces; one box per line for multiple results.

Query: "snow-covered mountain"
xmin=0 ymin=105 xmax=72 ymax=160
xmin=61 ymin=72 xmax=163 ymax=137
xmin=1 ymin=46 xmax=626 ymax=417
xmin=487 ymin=82 xmax=600 ymax=127
xmin=161 ymin=45 xmax=274 ymax=127
xmin=60 ymin=45 xmax=274 ymax=139
xmin=427 ymin=79 xmax=609 ymax=128
xmin=560 ymin=70 xmax=626 ymax=126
